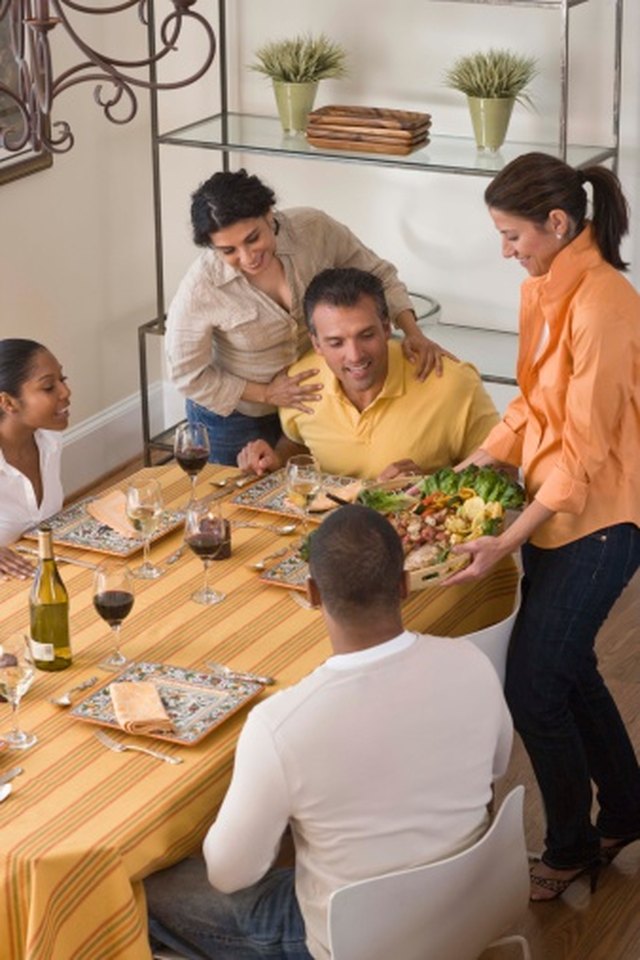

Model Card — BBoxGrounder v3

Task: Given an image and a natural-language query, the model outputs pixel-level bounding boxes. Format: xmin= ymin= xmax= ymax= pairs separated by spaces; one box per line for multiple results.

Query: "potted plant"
xmin=444 ymin=48 xmax=537 ymax=152
xmin=250 ymin=33 xmax=347 ymax=134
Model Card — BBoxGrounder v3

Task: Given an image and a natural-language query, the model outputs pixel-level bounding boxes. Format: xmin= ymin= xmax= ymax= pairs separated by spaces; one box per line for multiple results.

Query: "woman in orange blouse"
xmin=447 ymin=153 xmax=640 ymax=901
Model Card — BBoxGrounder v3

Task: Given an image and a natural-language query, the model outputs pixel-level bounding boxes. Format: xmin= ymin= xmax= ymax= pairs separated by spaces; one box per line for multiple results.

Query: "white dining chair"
xmin=328 ymin=785 xmax=531 ymax=960
xmin=458 ymin=576 xmax=522 ymax=686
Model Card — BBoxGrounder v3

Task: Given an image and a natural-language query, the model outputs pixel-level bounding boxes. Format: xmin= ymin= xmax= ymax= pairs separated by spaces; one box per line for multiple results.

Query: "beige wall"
xmin=1 ymin=0 xmax=638 ymax=494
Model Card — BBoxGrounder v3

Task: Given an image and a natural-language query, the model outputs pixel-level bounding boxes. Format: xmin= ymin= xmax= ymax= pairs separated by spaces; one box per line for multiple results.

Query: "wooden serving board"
xmin=306 ymin=135 xmax=429 ymax=156
xmin=305 ymin=123 xmax=430 ymax=143
xmin=309 ymin=104 xmax=431 ymax=130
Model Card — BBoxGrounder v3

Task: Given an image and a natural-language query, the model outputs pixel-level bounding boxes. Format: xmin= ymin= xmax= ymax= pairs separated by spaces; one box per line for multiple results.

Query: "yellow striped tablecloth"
xmin=0 ymin=464 xmax=518 ymax=960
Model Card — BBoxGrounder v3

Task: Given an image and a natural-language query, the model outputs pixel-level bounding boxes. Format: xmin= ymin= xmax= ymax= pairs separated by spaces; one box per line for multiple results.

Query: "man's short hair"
xmin=308 ymin=504 xmax=404 ymax=620
xmin=303 ymin=268 xmax=390 ymax=336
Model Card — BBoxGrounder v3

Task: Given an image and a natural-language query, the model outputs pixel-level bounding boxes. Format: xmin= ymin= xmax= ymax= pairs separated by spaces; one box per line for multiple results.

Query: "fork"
xmin=93 ymin=728 xmax=183 ymax=764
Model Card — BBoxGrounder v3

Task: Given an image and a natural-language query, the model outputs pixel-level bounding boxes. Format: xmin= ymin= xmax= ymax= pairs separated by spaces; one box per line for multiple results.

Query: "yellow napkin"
xmin=109 ymin=681 xmax=175 ymax=735
xmin=86 ymin=490 xmax=136 ymax=538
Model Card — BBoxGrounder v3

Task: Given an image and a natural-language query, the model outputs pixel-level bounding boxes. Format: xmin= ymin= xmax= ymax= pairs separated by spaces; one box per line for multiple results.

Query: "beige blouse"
xmin=165 ymin=207 xmax=414 ymax=417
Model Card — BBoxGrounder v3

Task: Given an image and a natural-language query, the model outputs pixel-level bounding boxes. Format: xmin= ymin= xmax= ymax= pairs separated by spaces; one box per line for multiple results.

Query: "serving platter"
xmin=70 ymin=662 xmax=263 ymax=745
xmin=230 ymin=469 xmax=359 ymax=519
xmin=22 ymin=497 xmax=184 ymax=558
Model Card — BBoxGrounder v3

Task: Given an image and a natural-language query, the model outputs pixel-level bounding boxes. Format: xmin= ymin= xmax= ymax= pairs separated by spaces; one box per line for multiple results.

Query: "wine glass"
xmin=184 ymin=499 xmax=227 ymax=606
xmin=173 ymin=422 xmax=211 ymax=502
xmin=285 ymin=454 xmax=321 ymax=535
xmin=93 ymin=561 xmax=135 ymax=671
xmin=126 ymin=477 xmax=164 ymax=579
xmin=0 ymin=635 xmax=37 ymax=750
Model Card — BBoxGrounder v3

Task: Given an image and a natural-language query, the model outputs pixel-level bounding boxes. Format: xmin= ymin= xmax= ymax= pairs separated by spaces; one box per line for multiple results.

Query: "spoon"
xmin=0 ymin=784 xmax=12 ymax=803
xmin=232 ymin=520 xmax=298 ymax=536
xmin=247 ymin=546 xmax=290 ymax=572
xmin=48 ymin=675 xmax=99 ymax=707
xmin=210 ymin=474 xmax=256 ymax=489
xmin=206 ymin=662 xmax=276 ymax=686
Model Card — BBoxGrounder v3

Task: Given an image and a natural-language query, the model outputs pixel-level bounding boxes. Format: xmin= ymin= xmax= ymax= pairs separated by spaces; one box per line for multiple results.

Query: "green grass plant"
xmin=250 ymin=33 xmax=347 ymax=83
xmin=444 ymin=49 xmax=537 ymax=105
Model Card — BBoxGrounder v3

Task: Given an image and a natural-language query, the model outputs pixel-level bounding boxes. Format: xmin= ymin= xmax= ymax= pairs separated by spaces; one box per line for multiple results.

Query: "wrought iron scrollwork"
xmin=0 ymin=0 xmax=216 ymax=154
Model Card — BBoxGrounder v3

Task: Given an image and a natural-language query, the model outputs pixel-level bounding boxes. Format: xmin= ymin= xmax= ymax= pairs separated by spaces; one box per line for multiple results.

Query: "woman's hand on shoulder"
xmin=0 ymin=546 xmax=34 ymax=581
xmin=401 ymin=330 xmax=458 ymax=381
xmin=264 ymin=368 xmax=323 ymax=413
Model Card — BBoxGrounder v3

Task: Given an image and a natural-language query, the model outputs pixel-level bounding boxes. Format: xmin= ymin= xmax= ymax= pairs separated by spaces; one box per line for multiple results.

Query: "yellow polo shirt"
xmin=280 ymin=342 xmax=499 ymax=479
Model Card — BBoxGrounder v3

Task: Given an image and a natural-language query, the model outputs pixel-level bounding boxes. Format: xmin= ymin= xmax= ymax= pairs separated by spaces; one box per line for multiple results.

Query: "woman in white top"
xmin=0 ymin=339 xmax=71 ymax=579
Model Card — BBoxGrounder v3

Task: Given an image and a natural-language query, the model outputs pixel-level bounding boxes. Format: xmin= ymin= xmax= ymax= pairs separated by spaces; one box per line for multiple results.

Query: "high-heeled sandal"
xmin=600 ymin=833 xmax=640 ymax=865
xmin=529 ymin=858 xmax=601 ymax=902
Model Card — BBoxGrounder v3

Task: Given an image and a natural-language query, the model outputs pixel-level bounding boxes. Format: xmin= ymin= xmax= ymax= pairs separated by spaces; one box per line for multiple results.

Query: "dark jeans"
xmin=505 ymin=523 xmax=640 ymax=869
xmin=186 ymin=399 xmax=282 ymax=467
xmin=145 ymin=857 xmax=311 ymax=960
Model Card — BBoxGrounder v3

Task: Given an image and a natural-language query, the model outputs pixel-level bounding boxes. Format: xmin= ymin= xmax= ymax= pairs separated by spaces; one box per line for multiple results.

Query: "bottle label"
xmin=29 ymin=637 xmax=55 ymax=662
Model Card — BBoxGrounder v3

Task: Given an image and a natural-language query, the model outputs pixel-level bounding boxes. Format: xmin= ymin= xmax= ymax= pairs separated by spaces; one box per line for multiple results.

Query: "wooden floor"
xmin=79 ymin=462 xmax=640 ymax=960
xmin=484 ymin=568 xmax=640 ymax=960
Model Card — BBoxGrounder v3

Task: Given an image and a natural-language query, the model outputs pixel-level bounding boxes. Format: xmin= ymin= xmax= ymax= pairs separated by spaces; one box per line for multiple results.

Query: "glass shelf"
xmin=426 ymin=323 xmax=518 ymax=384
xmin=158 ymin=113 xmax=615 ymax=177
xmin=427 ymin=0 xmax=589 ymax=8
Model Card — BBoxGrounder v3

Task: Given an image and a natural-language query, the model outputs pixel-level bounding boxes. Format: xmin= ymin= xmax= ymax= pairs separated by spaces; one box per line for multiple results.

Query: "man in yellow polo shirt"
xmin=237 ymin=268 xmax=499 ymax=479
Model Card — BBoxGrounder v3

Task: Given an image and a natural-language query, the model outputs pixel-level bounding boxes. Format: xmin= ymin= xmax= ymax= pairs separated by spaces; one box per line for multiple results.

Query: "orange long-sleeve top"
xmin=482 ymin=224 xmax=640 ymax=548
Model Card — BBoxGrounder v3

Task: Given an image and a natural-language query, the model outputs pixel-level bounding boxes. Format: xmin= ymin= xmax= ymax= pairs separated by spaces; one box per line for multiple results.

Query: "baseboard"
xmin=62 ymin=382 xmax=166 ymax=497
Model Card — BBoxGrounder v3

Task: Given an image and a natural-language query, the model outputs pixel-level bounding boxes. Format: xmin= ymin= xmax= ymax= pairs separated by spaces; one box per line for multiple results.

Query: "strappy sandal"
xmin=529 ymin=858 xmax=601 ymax=902
xmin=600 ymin=833 xmax=640 ymax=865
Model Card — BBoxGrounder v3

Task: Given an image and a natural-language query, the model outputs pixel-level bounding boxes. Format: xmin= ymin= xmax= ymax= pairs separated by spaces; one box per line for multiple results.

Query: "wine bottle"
xmin=29 ymin=524 xmax=72 ymax=671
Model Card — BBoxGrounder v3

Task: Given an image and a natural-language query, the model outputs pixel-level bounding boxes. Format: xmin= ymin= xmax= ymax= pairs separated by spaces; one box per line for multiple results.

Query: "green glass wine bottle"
xmin=29 ymin=524 xmax=72 ymax=671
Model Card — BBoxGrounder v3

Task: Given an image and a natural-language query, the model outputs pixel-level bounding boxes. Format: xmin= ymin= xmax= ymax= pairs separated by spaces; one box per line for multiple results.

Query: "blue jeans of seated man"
xmin=505 ymin=523 xmax=640 ymax=870
xmin=186 ymin=400 xmax=283 ymax=467
xmin=145 ymin=856 xmax=312 ymax=960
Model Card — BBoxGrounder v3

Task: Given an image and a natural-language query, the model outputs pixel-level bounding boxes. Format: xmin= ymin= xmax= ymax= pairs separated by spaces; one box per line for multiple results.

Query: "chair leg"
xmin=488 ymin=933 xmax=532 ymax=960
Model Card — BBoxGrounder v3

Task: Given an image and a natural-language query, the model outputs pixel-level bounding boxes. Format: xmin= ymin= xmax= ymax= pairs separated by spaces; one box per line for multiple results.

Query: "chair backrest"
xmin=327 ymin=785 xmax=529 ymax=960
xmin=462 ymin=577 xmax=522 ymax=685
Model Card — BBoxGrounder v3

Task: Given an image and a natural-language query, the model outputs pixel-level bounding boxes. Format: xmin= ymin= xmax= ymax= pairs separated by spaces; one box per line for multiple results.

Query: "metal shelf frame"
xmin=139 ymin=0 xmax=623 ymax=464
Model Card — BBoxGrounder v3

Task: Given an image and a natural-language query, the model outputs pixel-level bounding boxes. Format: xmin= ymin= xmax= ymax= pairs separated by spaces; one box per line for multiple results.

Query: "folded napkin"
xmin=87 ymin=490 xmax=137 ymax=539
xmin=109 ymin=681 xmax=175 ymax=735
xmin=309 ymin=480 xmax=362 ymax=512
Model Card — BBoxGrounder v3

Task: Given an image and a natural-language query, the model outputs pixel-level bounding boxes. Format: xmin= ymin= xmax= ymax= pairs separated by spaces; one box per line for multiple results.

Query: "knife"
xmin=15 ymin=546 xmax=99 ymax=571
xmin=0 ymin=766 xmax=24 ymax=787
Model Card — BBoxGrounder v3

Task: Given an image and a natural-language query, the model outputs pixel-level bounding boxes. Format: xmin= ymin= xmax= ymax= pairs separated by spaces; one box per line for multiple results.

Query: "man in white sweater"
xmin=145 ymin=505 xmax=513 ymax=960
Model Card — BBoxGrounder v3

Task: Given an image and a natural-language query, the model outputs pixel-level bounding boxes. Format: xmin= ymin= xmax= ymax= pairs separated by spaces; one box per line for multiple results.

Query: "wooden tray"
xmin=305 ymin=124 xmax=430 ymax=144
xmin=306 ymin=135 xmax=429 ymax=156
xmin=308 ymin=105 xmax=431 ymax=131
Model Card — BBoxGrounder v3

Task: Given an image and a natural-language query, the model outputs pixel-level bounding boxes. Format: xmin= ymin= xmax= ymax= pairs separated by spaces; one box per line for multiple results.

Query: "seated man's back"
xmin=205 ymin=628 xmax=511 ymax=958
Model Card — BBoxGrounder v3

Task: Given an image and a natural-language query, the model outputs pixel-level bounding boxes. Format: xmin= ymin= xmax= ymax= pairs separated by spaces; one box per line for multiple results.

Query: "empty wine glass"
xmin=184 ymin=499 xmax=227 ymax=606
xmin=93 ymin=561 xmax=135 ymax=671
xmin=174 ymin=422 xmax=211 ymax=503
xmin=0 ymin=634 xmax=37 ymax=750
xmin=126 ymin=477 xmax=164 ymax=579
xmin=285 ymin=454 xmax=321 ymax=535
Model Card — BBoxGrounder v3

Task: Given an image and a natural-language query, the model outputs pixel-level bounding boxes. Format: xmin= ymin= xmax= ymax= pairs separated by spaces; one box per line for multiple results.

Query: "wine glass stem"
xmin=190 ymin=475 xmax=197 ymax=500
xmin=202 ymin=559 xmax=210 ymax=595
xmin=111 ymin=623 xmax=122 ymax=659
xmin=143 ymin=537 xmax=151 ymax=569
xmin=9 ymin=698 xmax=22 ymax=738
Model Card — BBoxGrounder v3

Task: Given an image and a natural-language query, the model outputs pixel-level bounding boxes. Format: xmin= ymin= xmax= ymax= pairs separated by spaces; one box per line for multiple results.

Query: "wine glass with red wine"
xmin=93 ymin=561 xmax=135 ymax=670
xmin=184 ymin=499 xmax=227 ymax=606
xmin=174 ymin=422 xmax=211 ymax=501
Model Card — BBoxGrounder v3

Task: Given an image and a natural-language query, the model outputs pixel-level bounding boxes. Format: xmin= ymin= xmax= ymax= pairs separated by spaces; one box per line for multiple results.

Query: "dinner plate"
xmin=230 ymin=469 xmax=359 ymax=519
xmin=70 ymin=662 xmax=263 ymax=745
xmin=23 ymin=497 xmax=184 ymax=558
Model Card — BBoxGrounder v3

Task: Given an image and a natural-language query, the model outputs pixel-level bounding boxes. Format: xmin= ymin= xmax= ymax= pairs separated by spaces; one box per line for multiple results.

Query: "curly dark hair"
xmin=484 ymin=152 xmax=629 ymax=271
xmin=190 ymin=169 xmax=277 ymax=247
xmin=308 ymin=505 xmax=404 ymax=620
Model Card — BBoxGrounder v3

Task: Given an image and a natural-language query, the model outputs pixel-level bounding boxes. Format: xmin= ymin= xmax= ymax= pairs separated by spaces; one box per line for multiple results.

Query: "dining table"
xmin=0 ymin=462 xmax=519 ymax=960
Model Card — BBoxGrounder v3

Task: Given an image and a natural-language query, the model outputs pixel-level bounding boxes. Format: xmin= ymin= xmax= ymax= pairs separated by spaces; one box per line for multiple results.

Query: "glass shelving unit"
xmin=139 ymin=0 xmax=622 ymax=463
